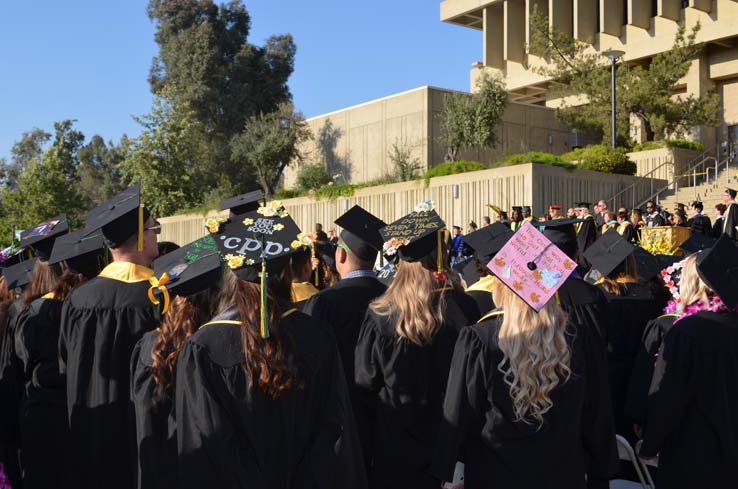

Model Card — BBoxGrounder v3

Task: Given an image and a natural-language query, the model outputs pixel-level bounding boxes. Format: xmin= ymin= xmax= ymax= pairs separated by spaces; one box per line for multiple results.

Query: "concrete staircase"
xmin=657 ymin=165 xmax=738 ymax=212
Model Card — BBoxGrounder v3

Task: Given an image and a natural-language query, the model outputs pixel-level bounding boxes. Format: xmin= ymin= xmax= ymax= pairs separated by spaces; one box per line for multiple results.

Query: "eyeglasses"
xmin=336 ymin=243 xmax=350 ymax=255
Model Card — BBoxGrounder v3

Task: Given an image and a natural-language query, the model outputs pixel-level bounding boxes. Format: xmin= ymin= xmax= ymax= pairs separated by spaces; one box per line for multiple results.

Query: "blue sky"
xmin=0 ymin=1 xmax=479 ymax=160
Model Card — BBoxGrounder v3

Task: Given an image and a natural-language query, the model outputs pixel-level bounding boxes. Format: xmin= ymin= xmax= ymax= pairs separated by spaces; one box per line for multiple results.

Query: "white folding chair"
xmin=634 ymin=439 xmax=657 ymax=489
xmin=609 ymin=435 xmax=650 ymax=489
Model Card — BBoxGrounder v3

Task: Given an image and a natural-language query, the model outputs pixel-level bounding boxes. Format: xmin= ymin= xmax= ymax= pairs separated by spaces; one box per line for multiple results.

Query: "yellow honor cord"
xmin=137 ymin=205 xmax=144 ymax=252
xmin=147 ymin=272 xmax=171 ymax=314
xmin=260 ymin=259 xmax=269 ymax=339
xmin=437 ymin=230 xmax=443 ymax=274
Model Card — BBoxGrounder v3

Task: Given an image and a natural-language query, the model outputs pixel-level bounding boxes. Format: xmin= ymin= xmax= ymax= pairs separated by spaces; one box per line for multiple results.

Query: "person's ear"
xmin=336 ymin=246 xmax=348 ymax=264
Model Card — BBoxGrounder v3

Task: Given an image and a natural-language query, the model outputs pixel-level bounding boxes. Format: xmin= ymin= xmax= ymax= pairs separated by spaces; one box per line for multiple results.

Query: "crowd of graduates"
xmin=0 ymin=182 xmax=737 ymax=489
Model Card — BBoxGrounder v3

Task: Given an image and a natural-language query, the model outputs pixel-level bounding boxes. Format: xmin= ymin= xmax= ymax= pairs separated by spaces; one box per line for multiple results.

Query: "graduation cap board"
xmin=379 ymin=201 xmax=446 ymax=264
xmin=0 ymin=246 xmax=28 ymax=269
xmin=220 ymin=190 xmax=265 ymax=217
xmin=452 ymin=257 xmax=481 ymax=286
xmin=4 ymin=258 xmax=37 ymax=289
xmin=696 ymin=235 xmax=738 ymax=308
xmin=20 ymin=215 xmax=69 ymax=260
xmin=375 ymin=260 xmax=397 ymax=286
xmin=335 ymin=205 xmax=386 ymax=262
xmin=486 ymin=221 xmax=576 ymax=311
xmin=632 ymin=247 xmax=661 ymax=282
xmin=149 ymin=235 xmax=223 ymax=312
xmin=84 ymin=183 xmax=149 ymax=250
xmin=49 ymin=228 xmax=107 ymax=279
xmin=680 ymin=234 xmax=716 ymax=254
xmin=210 ymin=200 xmax=302 ymax=338
xmin=463 ymin=223 xmax=513 ymax=265
xmin=583 ymin=230 xmax=636 ymax=278
xmin=537 ymin=218 xmax=579 ymax=258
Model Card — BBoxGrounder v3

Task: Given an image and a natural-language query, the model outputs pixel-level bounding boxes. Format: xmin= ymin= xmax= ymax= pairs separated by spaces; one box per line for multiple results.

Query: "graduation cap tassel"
xmin=260 ymin=248 xmax=270 ymax=339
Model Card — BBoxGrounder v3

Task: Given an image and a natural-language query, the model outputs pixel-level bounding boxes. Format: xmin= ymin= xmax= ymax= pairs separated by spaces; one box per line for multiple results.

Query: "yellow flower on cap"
xmin=291 ymin=240 xmax=301 ymax=249
xmin=273 ymin=223 xmax=284 ymax=231
xmin=205 ymin=217 xmax=227 ymax=233
xmin=223 ymin=253 xmax=245 ymax=269
xmin=243 ymin=218 xmax=255 ymax=226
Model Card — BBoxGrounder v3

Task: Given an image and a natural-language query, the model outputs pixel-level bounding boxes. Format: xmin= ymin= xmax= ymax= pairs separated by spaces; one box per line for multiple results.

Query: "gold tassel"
xmin=260 ymin=258 xmax=269 ymax=339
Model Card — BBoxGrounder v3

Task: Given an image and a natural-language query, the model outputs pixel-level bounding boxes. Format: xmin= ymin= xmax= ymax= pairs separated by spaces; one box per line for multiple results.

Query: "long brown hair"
xmin=597 ymin=254 xmax=638 ymax=296
xmin=219 ymin=265 xmax=301 ymax=399
xmin=0 ymin=277 xmax=17 ymax=338
xmin=23 ymin=260 xmax=60 ymax=308
xmin=151 ymin=285 xmax=222 ymax=401
xmin=370 ymin=252 xmax=463 ymax=346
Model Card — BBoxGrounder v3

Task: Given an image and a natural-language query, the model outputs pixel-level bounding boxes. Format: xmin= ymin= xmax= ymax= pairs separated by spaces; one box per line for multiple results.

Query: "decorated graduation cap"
xmin=148 ymin=235 xmax=223 ymax=313
xmin=84 ymin=183 xmax=150 ymax=250
xmin=49 ymin=228 xmax=107 ymax=279
xmin=486 ymin=221 xmax=576 ymax=311
xmin=696 ymin=235 xmax=738 ymax=308
xmin=574 ymin=201 xmax=591 ymax=209
xmin=583 ymin=230 xmax=636 ymax=277
xmin=3 ymin=258 xmax=37 ymax=290
xmin=680 ymin=233 xmax=716 ymax=254
xmin=20 ymin=215 xmax=69 ymax=261
xmin=463 ymin=223 xmax=513 ymax=264
xmin=725 ymin=188 xmax=737 ymax=199
xmin=220 ymin=189 xmax=265 ymax=218
xmin=209 ymin=200 xmax=301 ymax=338
xmin=0 ymin=246 xmax=30 ymax=269
xmin=537 ymin=218 xmax=579 ymax=258
xmin=335 ymin=205 xmax=386 ymax=262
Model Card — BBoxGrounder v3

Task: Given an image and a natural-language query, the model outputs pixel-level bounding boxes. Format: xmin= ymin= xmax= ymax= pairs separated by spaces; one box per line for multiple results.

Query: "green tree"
xmin=0 ymin=128 xmax=51 ymax=185
xmin=0 ymin=120 xmax=89 ymax=244
xmin=230 ymin=103 xmax=312 ymax=198
xmin=388 ymin=140 xmax=422 ymax=181
xmin=77 ymin=134 xmax=129 ymax=205
xmin=146 ymin=0 xmax=296 ymax=192
xmin=529 ymin=10 xmax=719 ymax=142
xmin=296 ymin=162 xmax=332 ymax=192
xmin=121 ymin=89 xmax=213 ymax=217
xmin=438 ymin=72 xmax=508 ymax=161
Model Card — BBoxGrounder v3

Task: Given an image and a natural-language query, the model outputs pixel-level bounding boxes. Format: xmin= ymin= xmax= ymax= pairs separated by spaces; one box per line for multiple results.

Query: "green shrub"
xmin=296 ymin=163 xmax=332 ymax=191
xmin=664 ymin=139 xmax=703 ymax=152
xmin=423 ymin=161 xmax=485 ymax=185
xmin=313 ymin=183 xmax=356 ymax=201
xmin=274 ymin=188 xmax=301 ymax=200
xmin=498 ymin=151 xmax=575 ymax=169
xmin=631 ymin=141 xmax=664 ymax=152
xmin=570 ymin=145 xmax=637 ymax=175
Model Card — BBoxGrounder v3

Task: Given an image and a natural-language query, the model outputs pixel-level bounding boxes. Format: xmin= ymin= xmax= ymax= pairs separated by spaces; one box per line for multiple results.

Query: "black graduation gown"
xmin=432 ymin=316 xmax=618 ymax=489
xmin=576 ymin=216 xmax=596 ymax=268
xmin=303 ymin=275 xmax=386 ymax=470
xmin=688 ymin=213 xmax=711 ymax=236
xmin=598 ymin=282 xmax=663 ymax=442
xmin=354 ymin=289 xmax=480 ymax=489
xmin=0 ymin=299 xmax=24 ymax=488
xmin=712 ymin=216 xmax=724 ymax=238
xmin=131 ymin=330 xmax=177 ymax=489
xmin=176 ymin=308 xmax=366 ymax=489
xmin=59 ymin=264 xmax=157 ymax=489
xmin=624 ymin=313 xmax=677 ymax=426
xmin=464 ymin=275 xmax=496 ymax=317
xmin=617 ymin=222 xmax=635 ymax=243
xmin=14 ymin=296 xmax=70 ymax=489
xmin=557 ymin=277 xmax=609 ymax=343
xmin=722 ymin=202 xmax=738 ymax=239
xmin=641 ymin=311 xmax=738 ymax=488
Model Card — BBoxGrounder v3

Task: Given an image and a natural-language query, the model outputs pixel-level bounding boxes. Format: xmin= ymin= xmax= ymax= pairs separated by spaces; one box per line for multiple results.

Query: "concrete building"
xmin=283 ymin=86 xmax=569 ymax=188
xmin=441 ymin=0 xmax=738 ymax=154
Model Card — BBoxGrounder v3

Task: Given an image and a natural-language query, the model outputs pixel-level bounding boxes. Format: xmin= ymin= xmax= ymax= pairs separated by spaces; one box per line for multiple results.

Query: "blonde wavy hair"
xmin=493 ymin=279 xmax=572 ymax=426
xmin=370 ymin=251 xmax=462 ymax=346
xmin=677 ymin=254 xmax=713 ymax=313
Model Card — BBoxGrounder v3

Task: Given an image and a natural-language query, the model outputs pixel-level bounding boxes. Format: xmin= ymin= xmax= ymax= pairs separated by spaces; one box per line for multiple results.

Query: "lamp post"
xmin=603 ymin=50 xmax=625 ymax=148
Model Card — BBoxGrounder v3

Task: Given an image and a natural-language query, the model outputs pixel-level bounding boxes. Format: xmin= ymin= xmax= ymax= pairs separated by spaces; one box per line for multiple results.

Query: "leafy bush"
xmin=274 ymin=188 xmax=301 ymax=199
xmin=665 ymin=139 xmax=703 ymax=152
xmin=497 ymin=152 xmax=575 ymax=169
xmin=566 ymin=145 xmax=636 ymax=175
xmin=296 ymin=162 xmax=332 ymax=191
xmin=313 ymin=183 xmax=355 ymax=200
xmin=630 ymin=141 xmax=664 ymax=152
xmin=388 ymin=141 xmax=423 ymax=181
xmin=423 ymin=161 xmax=485 ymax=185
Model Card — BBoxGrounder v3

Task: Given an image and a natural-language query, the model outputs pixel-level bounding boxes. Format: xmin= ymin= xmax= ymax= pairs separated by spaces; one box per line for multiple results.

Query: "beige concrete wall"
xmin=627 ymin=147 xmax=702 ymax=182
xmin=284 ymin=86 xmax=570 ymax=189
xmin=161 ymin=164 xmax=664 ymax=245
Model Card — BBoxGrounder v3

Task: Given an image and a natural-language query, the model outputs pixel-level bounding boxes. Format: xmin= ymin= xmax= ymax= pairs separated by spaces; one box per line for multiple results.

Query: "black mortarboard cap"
xmin=151 ymin=235 xmax=222 ymax=297
xmin=452 ymin=258 xmax=481 ymax=286
xmin=725 ymin=188 xmax=737 ymax=199
xmin=84 ymin=183 xmax=150 ymax=249
xmin=538 ymin=218 xmax=579 ymax=258
xmin=583 ymin=229 xmax=636 ymax=277
xmin=220 ymin=190 xmax=265 ymax=218
xmin=4 ymin=258 xmax=37 ymax=289
xmin=522 ymin=206 xmax=531 ymax=213
xmin=462 ymin=223 xmax=513 ymax=264
xmin=675 ymin=203 xmax=686 ymax=210
xmin=696 ymin=235 xmax=738 ymax=308
xmin=335 ymin=205 xmax=387 ymax=262
xmin=0 ymin=248 xmax=29 ymax=270
xmin=691 ymin=201 xmax=703 ymax=209
xmin=512 ymin=206 xmax=523 ymax=212
xmin=632 ymin=247 xmax=661 ymax=281
xmin=212 ymin=201 xmax=301 ymax=283
xmin=49 ymin=228 xmax=107 ymax=279
xmin=575 ymin=202 xmax=591 ymax=209
xmin=380 ymin=207 xmax=446 ymax=262
xmin=20 ymin=215 xmax=69 ymax=261
xmin=680 ymin=233 xmax=716 ymax=254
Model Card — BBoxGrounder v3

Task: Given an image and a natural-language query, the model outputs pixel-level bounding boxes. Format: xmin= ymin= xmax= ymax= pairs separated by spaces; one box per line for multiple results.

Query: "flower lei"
xmin=414 ymin=200 xmax=435 ymax=213
xmin=661 ymin=258 xmax=686 ymax=314
xmin=674 ymin=294 xmax=738 ymax=323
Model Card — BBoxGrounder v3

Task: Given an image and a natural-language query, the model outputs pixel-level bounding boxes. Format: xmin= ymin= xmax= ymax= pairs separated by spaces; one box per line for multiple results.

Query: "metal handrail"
xmin=608 ymin=160 xmax=674 ymax=204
